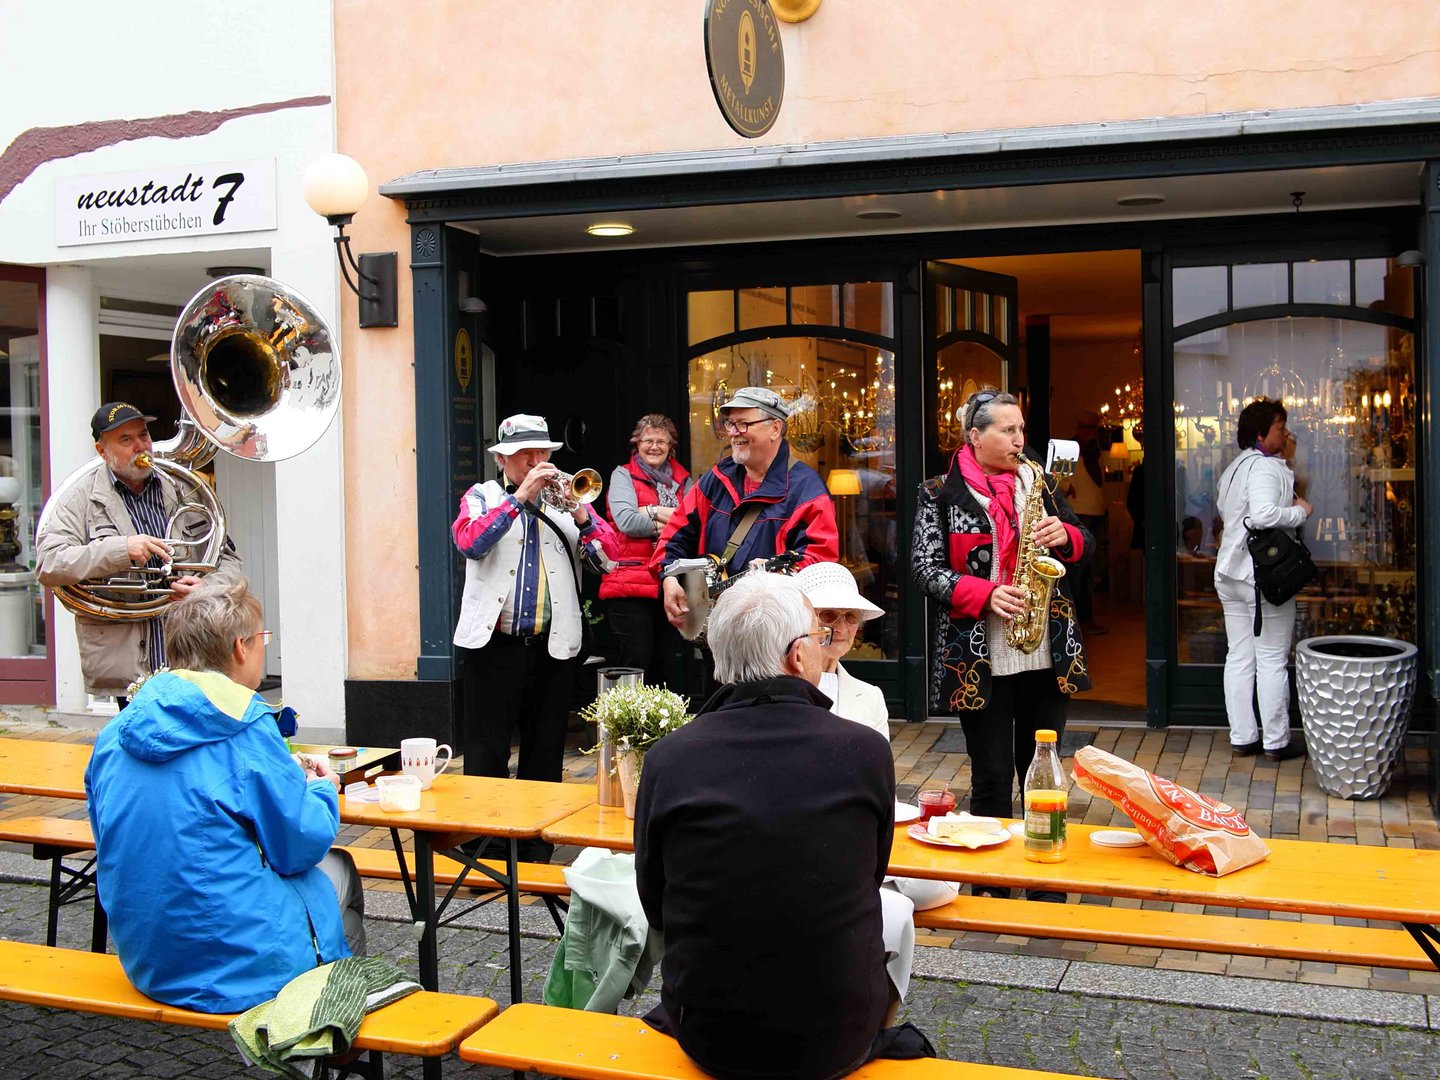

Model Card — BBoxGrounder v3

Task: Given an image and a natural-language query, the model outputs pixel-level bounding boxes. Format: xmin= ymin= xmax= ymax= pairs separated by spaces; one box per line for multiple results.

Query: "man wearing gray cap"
xmin=658 ymin=386 xmax=838 ymax=633
xmin=36 ymin=403 xmax=242 ymax=703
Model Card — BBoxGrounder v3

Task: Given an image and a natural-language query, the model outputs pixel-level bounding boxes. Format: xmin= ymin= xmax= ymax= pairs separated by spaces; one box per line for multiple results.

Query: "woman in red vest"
xmin=601 ymin=414 xmax=693 ymax=688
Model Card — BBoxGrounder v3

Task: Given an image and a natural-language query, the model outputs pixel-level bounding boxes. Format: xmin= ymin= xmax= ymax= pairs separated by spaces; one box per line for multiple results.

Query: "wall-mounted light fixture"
xmin=302 ymin=153 xmax=398 ymax=328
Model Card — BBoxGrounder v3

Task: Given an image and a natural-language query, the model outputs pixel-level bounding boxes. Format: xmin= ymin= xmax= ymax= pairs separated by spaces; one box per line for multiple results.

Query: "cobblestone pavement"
xmin=0 ymin=876 xmax=1438 ymax=1079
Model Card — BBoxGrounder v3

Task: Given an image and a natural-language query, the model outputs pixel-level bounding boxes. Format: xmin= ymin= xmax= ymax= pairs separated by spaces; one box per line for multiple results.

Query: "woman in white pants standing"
xmin=1214 ymin=399 xmax=1311 ymax=761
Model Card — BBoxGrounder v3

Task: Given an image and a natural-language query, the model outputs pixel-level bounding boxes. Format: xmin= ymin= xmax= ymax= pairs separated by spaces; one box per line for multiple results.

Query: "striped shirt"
xmin=112 ymin=471 xmax=168 ymax=673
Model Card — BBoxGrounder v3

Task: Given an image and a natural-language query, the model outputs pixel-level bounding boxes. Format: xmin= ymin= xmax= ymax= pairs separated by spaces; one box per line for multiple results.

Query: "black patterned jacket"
xmin=910 ymin=450 xmax=1093 ymax=713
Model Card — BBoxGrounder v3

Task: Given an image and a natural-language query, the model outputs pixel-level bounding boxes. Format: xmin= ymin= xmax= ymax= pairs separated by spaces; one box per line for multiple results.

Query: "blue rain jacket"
xmin=85 ymin=669 xmax=349 ymax=1013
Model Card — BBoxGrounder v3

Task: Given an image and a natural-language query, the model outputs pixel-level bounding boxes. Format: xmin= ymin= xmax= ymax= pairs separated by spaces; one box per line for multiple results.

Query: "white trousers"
xmin=1215 ymin=573 xmax=1296 ymax=751
xmin=878 ymin=885 xmax=916 ymax=1001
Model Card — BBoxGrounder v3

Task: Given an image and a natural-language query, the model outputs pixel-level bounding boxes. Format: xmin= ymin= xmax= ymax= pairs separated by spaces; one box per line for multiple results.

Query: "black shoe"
xmin=973 ymin=885 xmax=1011 ymax=900
xmin=1025 ymin=890 xmax=1068 ymax=904
xmin=1231 ymin=740 xmax=1263 ymax=756
xmin=1264 ymin=740 xmax=1307 ymax=762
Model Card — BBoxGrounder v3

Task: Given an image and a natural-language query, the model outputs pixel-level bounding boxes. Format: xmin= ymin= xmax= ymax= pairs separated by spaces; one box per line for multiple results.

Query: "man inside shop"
xmin=658 ymin=386 xmax=838 ymax=635
xmin=36 ymin=402 xmax=243 ymax=704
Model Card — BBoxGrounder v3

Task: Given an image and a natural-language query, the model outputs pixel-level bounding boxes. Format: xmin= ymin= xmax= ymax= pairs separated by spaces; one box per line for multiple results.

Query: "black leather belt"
xmin=497 ymin=631 xmax=547 ymax=646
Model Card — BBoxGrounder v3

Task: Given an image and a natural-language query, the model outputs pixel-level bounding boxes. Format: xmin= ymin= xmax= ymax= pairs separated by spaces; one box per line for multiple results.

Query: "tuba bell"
xmin=37 ymin=275 xmax=341 ymax=621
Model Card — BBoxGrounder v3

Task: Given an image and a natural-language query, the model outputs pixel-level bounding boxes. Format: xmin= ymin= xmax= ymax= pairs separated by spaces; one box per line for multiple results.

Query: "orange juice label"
xmin=1024 ymin=788 xmax=1067 ymax=855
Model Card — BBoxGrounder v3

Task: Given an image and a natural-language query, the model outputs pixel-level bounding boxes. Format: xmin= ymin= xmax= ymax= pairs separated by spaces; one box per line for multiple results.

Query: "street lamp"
xmin=302 ymin=153 xmax=398 ymax=328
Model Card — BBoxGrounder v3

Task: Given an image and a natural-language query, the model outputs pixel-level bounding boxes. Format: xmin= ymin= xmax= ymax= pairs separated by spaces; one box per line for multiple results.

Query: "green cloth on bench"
xmin=228 ymin=957 xmax=420 ymax=1079
xmin=543 ymin=847 xmax=662 ymax=1013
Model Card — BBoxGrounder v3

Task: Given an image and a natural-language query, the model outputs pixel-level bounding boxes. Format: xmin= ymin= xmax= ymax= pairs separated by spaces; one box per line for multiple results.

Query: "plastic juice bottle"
xmin=1023 ymin=729 xmax=1067 ymax=863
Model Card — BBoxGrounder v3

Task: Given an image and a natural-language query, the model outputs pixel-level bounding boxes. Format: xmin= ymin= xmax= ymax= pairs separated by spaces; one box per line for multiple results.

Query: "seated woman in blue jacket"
xmin=85 ymin=574 xmax=364 ymax=1013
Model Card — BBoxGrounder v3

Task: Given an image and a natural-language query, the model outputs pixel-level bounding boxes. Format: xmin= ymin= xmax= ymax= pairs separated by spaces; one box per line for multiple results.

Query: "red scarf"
xmin=957 ymin=445 xmax=1020 ymax=585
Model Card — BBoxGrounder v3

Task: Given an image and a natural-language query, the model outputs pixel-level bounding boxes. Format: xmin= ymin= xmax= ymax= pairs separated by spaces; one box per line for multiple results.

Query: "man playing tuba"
xmin=36 ymin=403 xmax=242 ymax=705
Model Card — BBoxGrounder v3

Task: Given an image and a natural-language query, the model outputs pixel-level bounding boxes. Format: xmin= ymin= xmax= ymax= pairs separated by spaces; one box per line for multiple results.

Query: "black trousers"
xmin=460 ymin=635 xmax=580 ymax=861
xmin=959 ymin=669 xmax=1068 ymax=819
xmin=602 ymin=597 xmax=687 ymax=691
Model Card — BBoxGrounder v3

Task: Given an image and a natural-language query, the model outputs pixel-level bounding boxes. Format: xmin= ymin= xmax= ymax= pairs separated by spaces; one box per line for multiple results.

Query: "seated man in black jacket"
xmin=634 ymin=572 xmax=900 ymax=1080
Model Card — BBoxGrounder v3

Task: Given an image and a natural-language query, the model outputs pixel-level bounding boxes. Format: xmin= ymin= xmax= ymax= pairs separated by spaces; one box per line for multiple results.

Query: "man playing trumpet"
xmin=37 ymin=403 xmax=242 ymax=704
xmin=452 ymin=414 xmax=620 ymax=858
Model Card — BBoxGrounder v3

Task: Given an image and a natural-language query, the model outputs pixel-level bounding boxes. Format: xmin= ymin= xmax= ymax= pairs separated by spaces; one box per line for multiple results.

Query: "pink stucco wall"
xmin=334 ymin=0 xmax=1440 ymax=677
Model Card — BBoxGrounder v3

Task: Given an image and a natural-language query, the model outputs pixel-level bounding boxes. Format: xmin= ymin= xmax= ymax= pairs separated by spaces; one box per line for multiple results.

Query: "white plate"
xmin=907 ymin=822 xmax=1010 ymax=850
xmin=1090 ymin=829 xmax=1147 ymax=848
xmin=894 ymin=801 xmax=922 ymax=825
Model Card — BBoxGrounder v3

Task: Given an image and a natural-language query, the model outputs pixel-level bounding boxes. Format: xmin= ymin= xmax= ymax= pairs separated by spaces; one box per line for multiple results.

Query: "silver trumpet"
xmin=36 ymin=275 xmax=340 ymax=621
xmin=539 ymin=468 xmax=604 ymax=513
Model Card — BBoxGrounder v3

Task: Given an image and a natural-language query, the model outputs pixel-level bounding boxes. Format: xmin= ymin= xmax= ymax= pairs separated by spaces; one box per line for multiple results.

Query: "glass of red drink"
xmin=917 ymin=787 xmax=956 ymax=821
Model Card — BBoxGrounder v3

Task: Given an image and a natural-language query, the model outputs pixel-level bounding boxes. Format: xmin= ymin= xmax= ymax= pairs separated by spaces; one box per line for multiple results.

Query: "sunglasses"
xmin=816 ymin=609 xmax=863 ymax=627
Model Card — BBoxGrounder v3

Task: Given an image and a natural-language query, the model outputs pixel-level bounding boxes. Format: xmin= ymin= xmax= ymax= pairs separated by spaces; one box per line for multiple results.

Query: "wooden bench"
xmin=0 ymin=938 xmax=497 ymax=1078
xmin=912 ymin=892 xmax=1435 ymax=970
xmin=11 ymin=816 xmax=1426 ymax=972
xmin=459 ymin=1003 xmax=1085 ymax=1078
xmin=0 ymin=815 xmax=572 ymax=944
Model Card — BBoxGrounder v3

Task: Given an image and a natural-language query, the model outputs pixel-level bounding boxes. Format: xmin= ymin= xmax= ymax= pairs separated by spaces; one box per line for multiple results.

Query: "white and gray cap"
xmin=718 ymin=385 xmax=790 ymax=421
xmin=486 ymin=413 xmax=564 ymax=455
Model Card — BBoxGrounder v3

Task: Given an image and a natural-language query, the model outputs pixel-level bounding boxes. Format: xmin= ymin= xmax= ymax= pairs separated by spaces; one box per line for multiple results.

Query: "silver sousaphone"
xmin=37 ymin=275 xmax=341 ymax=621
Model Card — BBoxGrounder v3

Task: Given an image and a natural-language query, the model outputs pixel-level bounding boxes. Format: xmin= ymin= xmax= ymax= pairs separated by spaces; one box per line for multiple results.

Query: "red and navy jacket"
xmin=600 ymin=455 xmax=692 ymax=601
xmin=655 ymin=441 xmax=839 ymax=574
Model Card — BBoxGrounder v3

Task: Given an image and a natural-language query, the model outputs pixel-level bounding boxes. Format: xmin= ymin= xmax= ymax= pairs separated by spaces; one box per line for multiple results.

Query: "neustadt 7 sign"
xmin=54 ymin=159 xmax=276 ymax=247
xmin=704 ymin=0 xmax=784 ymax=138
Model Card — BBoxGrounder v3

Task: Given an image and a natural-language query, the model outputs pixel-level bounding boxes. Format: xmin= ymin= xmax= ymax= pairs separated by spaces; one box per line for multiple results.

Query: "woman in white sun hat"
xmin=794 ymin=561 xmax=959 ymax=927
xmin=792 ymin=561 xmax=889 ymax=740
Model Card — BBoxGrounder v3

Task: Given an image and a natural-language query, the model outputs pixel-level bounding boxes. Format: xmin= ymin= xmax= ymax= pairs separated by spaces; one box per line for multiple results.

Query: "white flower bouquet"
xmin=582 ymin=683 xmax=693 ymax=771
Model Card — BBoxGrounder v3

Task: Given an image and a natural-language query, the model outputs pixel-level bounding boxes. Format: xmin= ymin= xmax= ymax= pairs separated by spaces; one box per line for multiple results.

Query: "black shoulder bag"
xmin=1225 ymin=456 xmax=1317 ymax=635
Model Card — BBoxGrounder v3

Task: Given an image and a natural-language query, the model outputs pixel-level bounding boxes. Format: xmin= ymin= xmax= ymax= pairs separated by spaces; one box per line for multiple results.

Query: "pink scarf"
xmin=957 ymin=445 xmax=1020 ymax=585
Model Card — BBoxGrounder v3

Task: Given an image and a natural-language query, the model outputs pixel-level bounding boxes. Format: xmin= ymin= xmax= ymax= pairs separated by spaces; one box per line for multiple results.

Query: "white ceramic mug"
xmin=400 ymin=737 xmax=452 ymax=790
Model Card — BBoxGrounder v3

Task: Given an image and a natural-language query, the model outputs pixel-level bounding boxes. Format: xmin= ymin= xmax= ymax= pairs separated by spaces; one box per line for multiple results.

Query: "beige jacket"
xmin=36 ymin=463 xmax=242 ymax=696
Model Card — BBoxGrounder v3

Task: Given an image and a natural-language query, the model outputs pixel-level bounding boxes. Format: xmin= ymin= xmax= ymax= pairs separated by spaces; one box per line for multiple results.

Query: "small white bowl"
xmin=376 ymin=773 xmax=422 ymax=812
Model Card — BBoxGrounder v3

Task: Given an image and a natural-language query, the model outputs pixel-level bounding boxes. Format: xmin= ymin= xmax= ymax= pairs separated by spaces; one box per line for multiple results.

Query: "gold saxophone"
xmin=1003 ymin=456 xmax=1069 ymax=654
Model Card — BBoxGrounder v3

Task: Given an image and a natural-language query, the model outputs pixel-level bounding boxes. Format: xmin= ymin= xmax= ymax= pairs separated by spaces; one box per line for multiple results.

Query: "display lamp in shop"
xmin=302 ymin=153 xmax=398 ymax=329
xmin=586 ymin=223 xmax=635 ymax=237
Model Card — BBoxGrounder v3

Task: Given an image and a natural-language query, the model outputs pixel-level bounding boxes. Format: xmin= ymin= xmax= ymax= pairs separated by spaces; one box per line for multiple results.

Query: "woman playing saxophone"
xmin=909 ymin=388 xmax=1092 ymax=901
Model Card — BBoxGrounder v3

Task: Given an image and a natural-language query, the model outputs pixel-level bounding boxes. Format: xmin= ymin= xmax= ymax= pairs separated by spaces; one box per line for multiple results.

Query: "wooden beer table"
xmin=543 ymin=805 xmax=1440 ymax=968
xmin=0 ymin=739 xmax=596 ymax=1004
xmin=341 ymin=774 xmax=594 ymax=1004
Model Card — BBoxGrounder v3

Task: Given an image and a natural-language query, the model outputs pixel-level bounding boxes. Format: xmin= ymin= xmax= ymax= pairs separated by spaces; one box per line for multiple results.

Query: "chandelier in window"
xmin=1099 ymin=377 xmax=1143 ymax=425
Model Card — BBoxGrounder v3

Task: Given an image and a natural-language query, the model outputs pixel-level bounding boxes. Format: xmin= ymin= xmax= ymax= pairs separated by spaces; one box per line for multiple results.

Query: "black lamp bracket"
xmin=326 ymin=215 xmax=398 ymax=328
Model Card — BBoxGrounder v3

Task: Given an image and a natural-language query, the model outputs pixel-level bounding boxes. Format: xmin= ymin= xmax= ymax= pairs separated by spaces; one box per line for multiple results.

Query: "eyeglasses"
xmin=786 ymin=626 xmax=834 ymax=651
xmin=816 ymin=609 xmax=863 ymax=627
xmin=721 ymin=417 xmax=778 ymax=435
xmin=245 ymin=629 xmax=274 ymax=646
xmin=638 ymin=438 xmax=671 ymax=448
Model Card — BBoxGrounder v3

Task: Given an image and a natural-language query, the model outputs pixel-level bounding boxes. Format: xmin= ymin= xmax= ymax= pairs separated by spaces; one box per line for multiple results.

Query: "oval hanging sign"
xmin=704 ymin=0 xmax=784 ymax=139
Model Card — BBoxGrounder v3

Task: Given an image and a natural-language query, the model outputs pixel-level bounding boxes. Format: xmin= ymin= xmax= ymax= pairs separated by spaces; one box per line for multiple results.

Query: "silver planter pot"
xmin=1295 ymin=636 xmax=1417 ymax=800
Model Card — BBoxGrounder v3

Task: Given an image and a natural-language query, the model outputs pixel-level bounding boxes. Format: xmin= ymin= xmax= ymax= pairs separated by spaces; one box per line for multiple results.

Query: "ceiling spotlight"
xmin=586 ymin=223 xmax=635 ymax=237
xmin=1116 ymin=194 xmax=1166 ymax=207
xmin=856 ymin=208 xmax=903 ymax=220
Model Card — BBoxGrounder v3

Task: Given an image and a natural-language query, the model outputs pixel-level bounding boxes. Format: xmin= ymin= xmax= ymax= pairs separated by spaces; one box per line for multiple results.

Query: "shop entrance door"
xmin=921 ymin=262 xmax=1019 ymax=480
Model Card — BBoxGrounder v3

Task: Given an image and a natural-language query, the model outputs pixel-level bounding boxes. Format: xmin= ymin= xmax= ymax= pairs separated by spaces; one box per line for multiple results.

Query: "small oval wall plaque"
xmin=704 ymin=0 xmax=784 ymax=139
